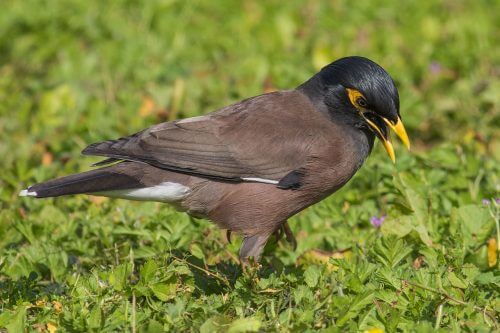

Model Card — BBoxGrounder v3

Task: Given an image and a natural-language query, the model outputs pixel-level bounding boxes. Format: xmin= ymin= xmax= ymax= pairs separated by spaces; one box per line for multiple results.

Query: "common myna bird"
xmin=20 ymin=56 xmax=410 ymax=263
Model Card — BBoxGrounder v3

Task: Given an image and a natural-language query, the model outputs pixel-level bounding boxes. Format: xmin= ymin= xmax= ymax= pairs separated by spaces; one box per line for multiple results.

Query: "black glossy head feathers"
xmin=321 ymin=57 xmax=400 ymax=122
xmin=300 ymin=56 xmax=400 ymax=124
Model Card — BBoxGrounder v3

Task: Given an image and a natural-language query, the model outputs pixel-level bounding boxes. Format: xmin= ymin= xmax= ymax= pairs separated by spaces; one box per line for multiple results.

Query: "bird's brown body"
xmin=20 ymin=57 xmax=409 ymax=262
xmin=192 ymin=94 xmax=371 ymax=234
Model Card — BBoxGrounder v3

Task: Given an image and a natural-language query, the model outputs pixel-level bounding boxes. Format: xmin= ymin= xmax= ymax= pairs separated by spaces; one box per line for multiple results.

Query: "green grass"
xmin=1 ymin=0 xmax=499 ymax=331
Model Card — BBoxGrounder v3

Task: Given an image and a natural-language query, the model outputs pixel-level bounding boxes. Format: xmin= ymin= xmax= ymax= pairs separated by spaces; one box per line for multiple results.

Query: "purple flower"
xmin=495 ymin=198 xmax=500 ymax=205
xmin=482 ymin=199 xmax=491 ymax=206
xmin=370 ymin=215 xmax=386 ymax=228
xmin=429 ymin=61 xmax=442 ymax=74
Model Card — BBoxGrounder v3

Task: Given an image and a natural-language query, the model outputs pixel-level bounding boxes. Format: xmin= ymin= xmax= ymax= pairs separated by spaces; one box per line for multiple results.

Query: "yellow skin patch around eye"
xmin=346 ymin=88 xmax=366 ymax=108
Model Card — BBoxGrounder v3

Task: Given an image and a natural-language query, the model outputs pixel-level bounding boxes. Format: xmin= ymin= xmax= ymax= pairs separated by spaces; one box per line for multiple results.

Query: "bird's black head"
xmin=299 ymin=56 xmax=410 ymax=162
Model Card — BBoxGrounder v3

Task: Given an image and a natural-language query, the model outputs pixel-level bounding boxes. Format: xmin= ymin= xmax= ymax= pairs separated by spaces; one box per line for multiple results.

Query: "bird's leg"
xmin=239 ymin=233 xmax=271 ymax=266
xmin=272 ymin=221 xmax=297 ymax=250
xmin=273 ymin=226 xmax=283 ymax=242
xmin=226 ymin=230 xmax=232 ymax=244
xmin=282 ymin=221 xmax=297 ymax=250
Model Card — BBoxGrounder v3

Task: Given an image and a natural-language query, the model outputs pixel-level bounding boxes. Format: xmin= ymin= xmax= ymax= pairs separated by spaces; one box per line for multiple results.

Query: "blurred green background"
xmin=0 ymin=0 xmax=499 ymax=331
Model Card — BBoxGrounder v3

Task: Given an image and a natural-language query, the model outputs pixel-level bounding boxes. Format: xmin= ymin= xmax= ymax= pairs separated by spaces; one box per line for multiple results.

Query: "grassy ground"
xmin=1 ymin=0 xmax=499 ymax=331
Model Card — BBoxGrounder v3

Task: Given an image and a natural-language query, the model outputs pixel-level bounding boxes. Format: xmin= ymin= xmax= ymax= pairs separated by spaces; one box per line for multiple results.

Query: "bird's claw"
xmin=274 ymin=226 xmax=283 ymax=242
xmin=283 ymin=222 xmax=297 ymax=250
xmin=273 ymin=221 xmax=297 ymax=250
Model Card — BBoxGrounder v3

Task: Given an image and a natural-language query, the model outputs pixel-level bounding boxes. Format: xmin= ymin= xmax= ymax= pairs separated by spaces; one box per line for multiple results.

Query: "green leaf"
xmin=87 ymin=305 xmax=102 ymax=330
xmin=452 ymin=205 xmax=494 ymax=247
xmin=140 ymin=260 xmax=158 ymax=283
xmin=381 ymin=216 xmax=414 ymax=238
xmin=447 ymin=271 xmax=468 ymax=289
xmin=227 ymin=317 xmax=262 ymax=333
xmin=293 ymin=285 xmax=314 ymax=304
xmin=336 ymin=291 xmax=375 ymax=326
xmin=3 ymin=306 xmax=26 ymax=333
xmin=46 ymin=247 xmax=68 ymax=282
xmin=371 ymin=237 xmax=413 ymax=269
xmin=190 ymin=243 xmax=205 ymax=260
xmin=382 ymin=215 xmax=433 ymax=246
xmin=109 ymin=263 xmax=132 ymax=291
xmin=465 ymin=245 xmax=490 ymax=270
xmin=170 ymin=263 xmax=192 ymax=276
xmin=144 ymin=319 xmax=164 ymax=333
xmin=303 ymin=265 xmax=321 ymax=288
xmin=461 ymin=263 xmax=480 ymax=282
xmin=475 ymin=272 xmax=500 ymax=286
xmin=393 ymin=172 xmax=428 ymax=222
xmin=150 ymin=283 xmax=177 ymax=301
xmin=420 ymin=247 xmax=439 ymax=269
xmin=200 ymin=316 xmax=232 ymax=333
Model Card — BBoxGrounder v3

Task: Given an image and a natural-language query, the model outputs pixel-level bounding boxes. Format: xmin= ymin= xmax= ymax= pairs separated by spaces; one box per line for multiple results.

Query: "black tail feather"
xmin=21 ymin=164 xmax=143 ymax=198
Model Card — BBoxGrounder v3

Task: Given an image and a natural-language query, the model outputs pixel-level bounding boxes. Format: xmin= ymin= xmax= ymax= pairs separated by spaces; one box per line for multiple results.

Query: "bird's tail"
xmin=19 ymin=163 xmax=142 ymax=198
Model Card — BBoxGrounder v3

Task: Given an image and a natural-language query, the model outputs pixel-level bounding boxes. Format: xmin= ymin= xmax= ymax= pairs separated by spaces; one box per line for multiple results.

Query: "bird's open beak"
xmin=383 ymin=117 xmax=410 ymax=150
xmin=362 ymin=113 xmax=410 ymax=163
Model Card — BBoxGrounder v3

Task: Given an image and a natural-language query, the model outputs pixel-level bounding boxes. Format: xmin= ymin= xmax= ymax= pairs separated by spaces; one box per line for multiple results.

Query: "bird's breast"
xmin=291 ymin=125 xmax=372 ymax=207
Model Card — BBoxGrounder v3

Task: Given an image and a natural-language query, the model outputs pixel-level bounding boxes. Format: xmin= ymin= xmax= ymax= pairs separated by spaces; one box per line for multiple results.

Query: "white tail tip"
xmin=19 ymin=189 xmax=37 ymax=197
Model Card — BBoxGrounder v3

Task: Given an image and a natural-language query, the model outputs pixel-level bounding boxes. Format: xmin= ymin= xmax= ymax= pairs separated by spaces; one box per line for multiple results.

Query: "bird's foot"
xmin=240 ymin=256 xmax=262 ymax=275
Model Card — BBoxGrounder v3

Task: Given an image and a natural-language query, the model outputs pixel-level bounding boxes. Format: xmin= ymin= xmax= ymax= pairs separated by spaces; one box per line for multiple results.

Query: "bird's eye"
xmin=346 ymin=88 xmax=368 ymax=109
xmin=356 ymin=97 xmax=368 ymax=108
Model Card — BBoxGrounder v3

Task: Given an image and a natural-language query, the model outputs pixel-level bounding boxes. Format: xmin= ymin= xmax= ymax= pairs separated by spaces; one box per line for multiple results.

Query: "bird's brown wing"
xmin=82 ymin=90 xmax=320 ymax=183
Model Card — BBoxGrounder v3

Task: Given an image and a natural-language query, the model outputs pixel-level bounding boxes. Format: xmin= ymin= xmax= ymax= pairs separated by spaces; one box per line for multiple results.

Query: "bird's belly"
xmin=194 ymin=181 xmax=324 ymax=234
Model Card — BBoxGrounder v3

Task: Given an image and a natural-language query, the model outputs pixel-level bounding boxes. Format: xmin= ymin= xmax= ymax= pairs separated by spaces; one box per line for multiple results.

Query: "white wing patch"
xmin=95 ymin=182 xmax=190 ymax=203
xmin=242 ymin=177 xmax=279 ymax=185
xmin=175 ymin=115 xmax=209 ymax=124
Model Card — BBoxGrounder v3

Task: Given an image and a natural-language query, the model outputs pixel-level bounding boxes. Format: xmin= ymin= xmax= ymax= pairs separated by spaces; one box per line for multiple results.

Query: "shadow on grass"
xmin=169 ymin=240 xmax=305 ymax=297
xmin=0 ymin=272 xmax=65 ymax=308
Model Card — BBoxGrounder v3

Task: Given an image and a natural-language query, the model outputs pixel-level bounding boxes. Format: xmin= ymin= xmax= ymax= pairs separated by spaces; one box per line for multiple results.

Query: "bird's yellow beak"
xmin=383 ymin=117 xmax=411 ymax=150
xmin=363 ymin=115 xmax=410 ymax=163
